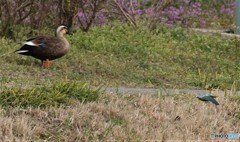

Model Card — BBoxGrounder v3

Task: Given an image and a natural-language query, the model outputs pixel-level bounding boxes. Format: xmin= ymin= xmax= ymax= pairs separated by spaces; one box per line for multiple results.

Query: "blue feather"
xmin=197 ymin=95 xmax=220 ymax=105
xmin=39 ymin=43 xmax=47 ymax=48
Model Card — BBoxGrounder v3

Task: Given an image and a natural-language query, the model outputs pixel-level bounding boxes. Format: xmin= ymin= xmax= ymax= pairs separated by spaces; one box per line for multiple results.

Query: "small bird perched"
xmin=197 ymin=95 xmax=220 ymax=105
xmin=15 ymin=25 xmax=71 ymax=68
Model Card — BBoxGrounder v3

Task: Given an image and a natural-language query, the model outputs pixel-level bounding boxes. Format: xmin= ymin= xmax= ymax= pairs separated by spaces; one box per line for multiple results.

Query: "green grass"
xmin=0 ymin=81 xmax=99 ymax=108
xmin=1 ymin=23 xmax=240 ymax=141
xmin=1 ymin=23 xmax=240 ymax=90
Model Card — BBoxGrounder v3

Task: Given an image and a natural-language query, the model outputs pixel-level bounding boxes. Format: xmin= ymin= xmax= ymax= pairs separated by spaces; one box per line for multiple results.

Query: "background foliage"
xmin=0 ymin=0 xmax=236 ymax=39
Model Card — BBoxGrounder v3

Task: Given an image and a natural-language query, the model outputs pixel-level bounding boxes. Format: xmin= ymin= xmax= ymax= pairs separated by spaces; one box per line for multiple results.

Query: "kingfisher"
xmin=197 ymin=95 xmax=220 ymax=105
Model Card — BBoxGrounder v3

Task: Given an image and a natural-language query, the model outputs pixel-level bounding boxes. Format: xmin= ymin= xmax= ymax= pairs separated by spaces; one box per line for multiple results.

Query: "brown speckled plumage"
xmin=15 ymin=25 xmax=71 ymax=67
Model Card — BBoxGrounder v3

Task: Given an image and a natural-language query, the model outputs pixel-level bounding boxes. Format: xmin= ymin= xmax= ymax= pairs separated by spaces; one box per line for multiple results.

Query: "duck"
xmin=197 ymin=95 xmax=220 ymax=105
xmin=15 ymin=25 xmax=71 ymax=68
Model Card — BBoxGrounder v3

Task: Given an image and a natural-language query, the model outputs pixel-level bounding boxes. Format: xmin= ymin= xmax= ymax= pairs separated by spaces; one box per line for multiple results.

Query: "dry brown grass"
xmin=0 ymin=92 xmax=239 ymax=141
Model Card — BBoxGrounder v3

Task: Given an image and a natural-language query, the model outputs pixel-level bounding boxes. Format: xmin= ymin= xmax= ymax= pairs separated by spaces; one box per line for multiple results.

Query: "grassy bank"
xmin=1 ymin=23 xmax=240 ymax=141
xmin=1 ymin=23 xmax=240 ymax=90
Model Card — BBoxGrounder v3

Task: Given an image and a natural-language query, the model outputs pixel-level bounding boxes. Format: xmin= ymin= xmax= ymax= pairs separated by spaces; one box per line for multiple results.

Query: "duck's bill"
xmin=66 ymin=31 xmax=73 ymax=35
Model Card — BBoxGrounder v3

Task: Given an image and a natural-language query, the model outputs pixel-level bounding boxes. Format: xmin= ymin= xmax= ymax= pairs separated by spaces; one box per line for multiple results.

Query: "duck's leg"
xmin=43 ymin=59 xmax=50 ymax=68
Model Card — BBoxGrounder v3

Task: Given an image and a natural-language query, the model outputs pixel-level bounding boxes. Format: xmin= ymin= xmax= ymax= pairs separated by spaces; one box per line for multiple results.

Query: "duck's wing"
xmin=25 ymin=36 xmax=49 ymax=47
xmin=15 ymin=36 xmax=49 ymax=55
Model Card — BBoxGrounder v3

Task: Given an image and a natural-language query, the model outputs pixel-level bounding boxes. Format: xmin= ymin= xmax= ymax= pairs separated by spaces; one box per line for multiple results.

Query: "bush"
xmin=0 ymin=0 xmax=235 ymax=39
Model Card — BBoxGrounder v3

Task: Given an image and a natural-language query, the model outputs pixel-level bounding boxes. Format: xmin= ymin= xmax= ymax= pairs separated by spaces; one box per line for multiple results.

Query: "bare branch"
xmin=16 ymin=10 xmax=33 ymax=24
xmin=112 ymin=0 xmax=137 ymax=27
xmin=15 ymin=1 xmax=32 ymax=13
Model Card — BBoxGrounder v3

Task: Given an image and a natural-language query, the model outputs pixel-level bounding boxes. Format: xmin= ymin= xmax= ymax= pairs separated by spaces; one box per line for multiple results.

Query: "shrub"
xmin=0 ymin=0 xmax=236 ymax=39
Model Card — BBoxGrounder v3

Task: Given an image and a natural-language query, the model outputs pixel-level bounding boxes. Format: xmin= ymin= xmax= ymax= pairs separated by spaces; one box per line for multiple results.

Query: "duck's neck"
xmin=56 ymin=33 xmax=70 ymax=48
xmin=55 ymin=32 xmax=65 ymax=38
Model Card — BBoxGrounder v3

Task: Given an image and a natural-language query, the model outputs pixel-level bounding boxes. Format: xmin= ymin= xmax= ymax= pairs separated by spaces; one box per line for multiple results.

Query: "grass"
xmin=1 ymin=23 xmax=240 ymax=90
xmin=0 ymin=92 xmax=239 ymax=141
xmin=1 ymin=23 xmax=240 ymax=141
xmin=0 ymin=81 xmax=99 ymax=108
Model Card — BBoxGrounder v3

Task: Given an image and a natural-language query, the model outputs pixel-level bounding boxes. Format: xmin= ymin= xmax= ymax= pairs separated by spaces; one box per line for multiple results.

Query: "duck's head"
xmin=56 ymin=25 xmax=72 ymax=37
